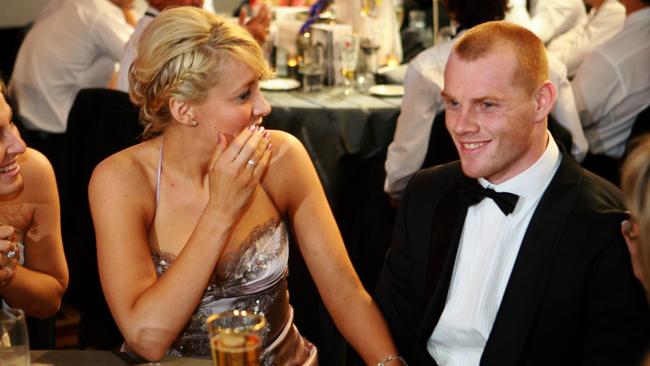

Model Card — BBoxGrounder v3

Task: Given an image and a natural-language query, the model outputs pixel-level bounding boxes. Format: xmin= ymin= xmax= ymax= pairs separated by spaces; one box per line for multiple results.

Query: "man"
xmin=571 ymin=0 xmax=650 ymax=163
xmin=116 ymin=0 xmax=271 ymax=92
xmin=376 ymin=21 xmax=649 ymax=365
xmin=548 ymin=0 xmax=625 ymax=77
xmin=384 ymin=0 xmax=587 ymax=203
xmin=9 ymin=0 xmax=135 ymax=170
xmin=506 ymin=0 xmax=586 ymax=43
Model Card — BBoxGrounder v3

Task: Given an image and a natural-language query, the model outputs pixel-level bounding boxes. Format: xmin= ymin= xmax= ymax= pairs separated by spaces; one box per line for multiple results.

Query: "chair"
xmin=581 ymin=104 xmax=650 ymax=186
xmin=420 ymin=111 xmax=458 ymax=169
xmin=60 ymin=88 xmax=142 ymax=349
xmin=0 ymin=24 xmax=31 ymax=82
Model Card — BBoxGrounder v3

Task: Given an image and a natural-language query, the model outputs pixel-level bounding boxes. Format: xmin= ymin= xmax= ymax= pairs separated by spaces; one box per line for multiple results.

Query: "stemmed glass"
xmin=0 ymin=308 xmax=30 ymax=366
xmin=358 ymin=17 xmax=381 ymax=92
xmin=338 ymin=34 xmax=360 ymax=95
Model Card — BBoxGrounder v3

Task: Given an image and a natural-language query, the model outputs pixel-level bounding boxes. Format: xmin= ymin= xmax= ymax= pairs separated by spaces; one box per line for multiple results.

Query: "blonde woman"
xmin=89 ymin=6 xmax=402 ymax=365
xmin=621 ymin=135 xmax=650 ymax=298
xmin=0 ymin=80 xmax=68 ymax=322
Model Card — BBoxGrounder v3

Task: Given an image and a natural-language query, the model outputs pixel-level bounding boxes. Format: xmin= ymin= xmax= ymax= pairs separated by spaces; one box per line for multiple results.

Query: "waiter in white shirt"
xmin=9 ymin=0 xmax=135 ymax=175
xmin=572 ymin=0 xmax=650 ymax=182
xmin=506 ymin=0 xmax=586 ymax=43
xmin=376 ymin=20 xmax=649 ymax=366
xmin=547 ymin=0 xmax=625 ymax=77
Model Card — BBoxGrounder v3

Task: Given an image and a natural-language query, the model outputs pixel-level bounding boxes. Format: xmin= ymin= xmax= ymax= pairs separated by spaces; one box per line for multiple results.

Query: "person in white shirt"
xmin=9 ymin=0 xmax=135 ymax=174
xmin=117 ymin=0 xmax=271 ymax=92
xmin=548 ymin=0 xmax=625 ymax=77
xmin=571 ymin=0 xmax=650 ymax=160
xmin=506 ymin=0 xmax=587 ymax=43
xmin=376 ymin=20 xmax=650 ymax=365
xmin=384 ymin=0 xmax=587 ymax=203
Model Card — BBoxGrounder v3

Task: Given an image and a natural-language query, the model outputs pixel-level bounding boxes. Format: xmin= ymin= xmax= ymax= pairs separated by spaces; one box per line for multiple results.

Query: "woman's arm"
xmin=265 ymin=131 xmax=401 ymax=365
xmin=90 ymin=130 xmax=271 ymax=361
xmin=1 ymin=149 xmax=68 ymax=318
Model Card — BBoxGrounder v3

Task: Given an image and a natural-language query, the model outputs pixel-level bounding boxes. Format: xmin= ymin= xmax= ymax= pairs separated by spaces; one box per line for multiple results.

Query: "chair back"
xmin=0 ymin=24 xmax=31 ymax=82
xmin=420 ymin=111 xmax=458 ymax=169
xmin=61 ymin=88 xmax=142 ymax=349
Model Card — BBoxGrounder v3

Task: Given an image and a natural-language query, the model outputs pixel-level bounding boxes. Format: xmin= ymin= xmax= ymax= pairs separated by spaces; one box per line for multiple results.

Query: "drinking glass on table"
xmin=338 ymin=34 xmax=360 ymax=95
xmin=0 ymin=308 xmax=30 ymax=366
xmin=207 ymin=309 xmax=266 ymax=366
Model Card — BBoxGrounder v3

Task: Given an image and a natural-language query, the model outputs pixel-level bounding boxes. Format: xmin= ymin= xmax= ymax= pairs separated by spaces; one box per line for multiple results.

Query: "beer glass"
xmin=207 ymin=309 xmax=266 ymax=366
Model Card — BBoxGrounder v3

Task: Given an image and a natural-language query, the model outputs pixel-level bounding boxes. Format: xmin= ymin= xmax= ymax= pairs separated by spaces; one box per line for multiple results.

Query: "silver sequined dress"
xmin=151 ymin=219 xmax=317 ymax=365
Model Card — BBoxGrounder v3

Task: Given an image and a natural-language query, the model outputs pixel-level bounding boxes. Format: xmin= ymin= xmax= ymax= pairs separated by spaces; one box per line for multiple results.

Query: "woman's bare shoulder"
xmin=263 ymin=130 xmax=320 ymax=210
xmin=90 ymin=140 xmax=159 ymax=201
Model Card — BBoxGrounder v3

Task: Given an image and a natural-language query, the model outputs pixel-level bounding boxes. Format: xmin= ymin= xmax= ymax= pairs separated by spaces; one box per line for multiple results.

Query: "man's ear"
xmin=533 ymin=80 xmax=557 ymax=123
xmin=169 ymin=98 xmax=196 ymax=127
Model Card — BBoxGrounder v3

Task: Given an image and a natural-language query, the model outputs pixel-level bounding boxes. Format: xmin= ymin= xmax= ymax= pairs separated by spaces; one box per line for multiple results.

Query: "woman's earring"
xmin=191 ymin=119 xmax=199 ymax=127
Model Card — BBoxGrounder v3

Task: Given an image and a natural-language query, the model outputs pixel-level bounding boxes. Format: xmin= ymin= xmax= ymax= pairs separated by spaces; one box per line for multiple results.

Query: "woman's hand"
xmin=0 ymin=225 xmax=19 ymax=289
xmin=206 ymin=125 xmax=272 ymax=220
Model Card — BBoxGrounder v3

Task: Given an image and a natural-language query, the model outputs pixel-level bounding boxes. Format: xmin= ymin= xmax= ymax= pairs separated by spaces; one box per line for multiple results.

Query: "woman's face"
xmin=0 ymin=94 xmax=27 ymax=196
xmin=191 ymin=60 xmax=271 ymax=144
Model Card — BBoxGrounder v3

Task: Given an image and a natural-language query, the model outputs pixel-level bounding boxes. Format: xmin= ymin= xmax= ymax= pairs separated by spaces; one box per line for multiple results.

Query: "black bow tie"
xmin=458 ymin=177 xmax=519 ymax=215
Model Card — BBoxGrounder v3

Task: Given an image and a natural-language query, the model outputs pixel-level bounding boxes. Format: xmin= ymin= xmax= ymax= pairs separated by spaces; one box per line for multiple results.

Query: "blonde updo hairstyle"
xmin=129 ymin=6 xmax=272 ymax=138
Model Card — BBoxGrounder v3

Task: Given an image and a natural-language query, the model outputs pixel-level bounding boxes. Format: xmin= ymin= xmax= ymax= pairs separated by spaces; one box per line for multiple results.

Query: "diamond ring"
xmin=247 ymin=159 xmax=256 ymax=169
xmin=5 ymin=249 xmax=16 ymax=260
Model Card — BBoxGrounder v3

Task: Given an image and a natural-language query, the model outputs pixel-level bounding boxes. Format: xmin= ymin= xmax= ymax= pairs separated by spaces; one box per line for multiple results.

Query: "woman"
xmin=0 ymin=80 xmax=68 ymax=319
xmin=89 ymin=6 xmax=403 ymax=365
xmin=621 ymin=135 xmax=650 ymax=365
xmin=621 ymin=135 xmax=650 ymax=297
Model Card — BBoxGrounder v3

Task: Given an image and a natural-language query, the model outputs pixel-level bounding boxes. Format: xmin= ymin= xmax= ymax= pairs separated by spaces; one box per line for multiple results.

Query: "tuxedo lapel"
xmin=417 ymin=175 xmax=469 ymax=353
xmin=481 ymin=155 xmax=582 ymax=365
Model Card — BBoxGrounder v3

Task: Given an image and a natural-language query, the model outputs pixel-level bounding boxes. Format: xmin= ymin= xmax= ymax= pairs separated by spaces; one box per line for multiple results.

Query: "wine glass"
xmin=358 ymin=17 xmax=381 ymax=92
xmin=0 ymin=308 xmax=30 ymax=366
xmin=338 ymin=34 xmax=360 ymax=95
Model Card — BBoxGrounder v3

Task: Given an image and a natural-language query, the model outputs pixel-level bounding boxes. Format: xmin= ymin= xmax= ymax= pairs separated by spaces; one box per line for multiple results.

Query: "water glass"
xmin=301 ymin=44 xmax=324 ymax=93
xmin=0 ymin=308 xmax=30 ymax=366
xmin=207 ymin=309 xmax=266 ymax=366
xmin=338 ymin=34 xmax=360 ymax=95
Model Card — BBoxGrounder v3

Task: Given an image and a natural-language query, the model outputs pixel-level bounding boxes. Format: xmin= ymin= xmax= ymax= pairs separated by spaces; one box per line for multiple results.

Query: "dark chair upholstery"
xmin=0 ymin=24 xmax=31 ymax=82
xmin=581 ymin=104 xmax=650 ymax=186
xmin=61 ymin=88 xmax=142 ymax=349
xmin=420 ymin=111 xmax=457 ymax=169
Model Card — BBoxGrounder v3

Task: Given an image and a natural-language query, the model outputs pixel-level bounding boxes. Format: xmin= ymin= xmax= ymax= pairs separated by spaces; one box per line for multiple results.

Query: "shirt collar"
xmin=479 ymin=131 xmax=561 ymax=208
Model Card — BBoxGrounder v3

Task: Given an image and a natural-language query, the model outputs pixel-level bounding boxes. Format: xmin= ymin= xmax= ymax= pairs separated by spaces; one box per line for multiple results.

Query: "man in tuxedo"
xmin=375 ymin=21 xmax=650 ymax=365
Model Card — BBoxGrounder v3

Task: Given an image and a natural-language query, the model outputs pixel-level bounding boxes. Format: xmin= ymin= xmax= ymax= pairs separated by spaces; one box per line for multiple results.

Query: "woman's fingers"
xmin=0 ymin=225 xmax=15 ymax=241
xmin=252 ymin=141 xmax=272 ymax=181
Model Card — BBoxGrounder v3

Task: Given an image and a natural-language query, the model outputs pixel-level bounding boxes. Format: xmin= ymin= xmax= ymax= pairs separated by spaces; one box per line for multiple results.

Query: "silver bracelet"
xmin=377 ymin=354 xmax=407 ymax=366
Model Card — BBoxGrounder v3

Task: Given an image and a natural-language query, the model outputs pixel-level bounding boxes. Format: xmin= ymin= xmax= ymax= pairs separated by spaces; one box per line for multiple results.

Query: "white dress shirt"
xmin=9 ymin=0 xmax=133 ymax=133
xmin=571 ymin=6 xmax=650 ymax=158
xmin=506 ymin=0 xmax=587 ymax=44
xmin=548 ymin=0 xmax=625 ymax=77
xmin=116 ymin=7 xmax=158 ymax=92
xmin=383 ymin=36 xmax=586 ymax=200
xmin=427 ymin=134 xmax=562 ymax=366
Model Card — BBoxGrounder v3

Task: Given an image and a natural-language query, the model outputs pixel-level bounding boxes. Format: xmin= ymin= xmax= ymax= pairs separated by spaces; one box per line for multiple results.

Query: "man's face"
xmin=442 ymin=48 xmax=542 ymax=184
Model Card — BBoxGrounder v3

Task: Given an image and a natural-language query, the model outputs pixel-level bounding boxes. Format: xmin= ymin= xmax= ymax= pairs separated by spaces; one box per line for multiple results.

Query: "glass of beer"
xmin=207 ymin=309 xmax=266 ymax=366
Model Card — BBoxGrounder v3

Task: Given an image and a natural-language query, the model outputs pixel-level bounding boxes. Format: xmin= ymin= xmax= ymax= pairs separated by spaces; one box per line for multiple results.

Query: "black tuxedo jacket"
xmin=375 ymin=153 xmax=650 ymax=365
